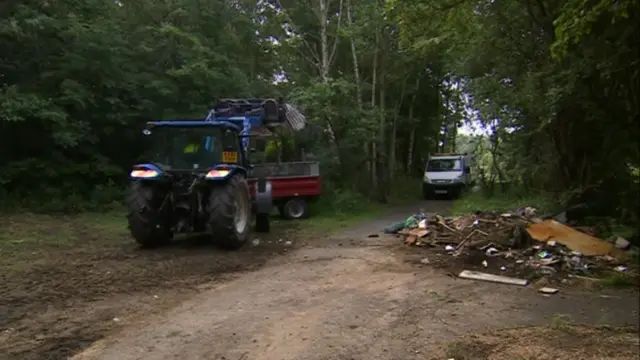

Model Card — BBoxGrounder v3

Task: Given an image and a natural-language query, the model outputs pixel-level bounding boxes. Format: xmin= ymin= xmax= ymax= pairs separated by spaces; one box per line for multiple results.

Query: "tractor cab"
xmin=126 ymin=98 xmax=305 ymax=251
xmin=142 ymin=122 xmax=245 ymax=172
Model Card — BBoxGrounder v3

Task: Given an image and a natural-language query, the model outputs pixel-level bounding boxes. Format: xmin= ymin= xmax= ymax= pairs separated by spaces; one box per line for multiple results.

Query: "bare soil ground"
xmin=1 ymin=202 xmax=638 ymax=360
xmin=0 ymin=212 xmax=299 ymax=360
xmin=443 ymin=325 xmax=639 ymax=360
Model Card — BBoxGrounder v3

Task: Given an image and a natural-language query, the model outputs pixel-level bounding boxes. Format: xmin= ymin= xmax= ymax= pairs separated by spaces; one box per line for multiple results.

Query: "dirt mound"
xmin=443 ymin=325 xmax=640 ymax=360
xmin=0 ymin=213 xmax=299 ymax=360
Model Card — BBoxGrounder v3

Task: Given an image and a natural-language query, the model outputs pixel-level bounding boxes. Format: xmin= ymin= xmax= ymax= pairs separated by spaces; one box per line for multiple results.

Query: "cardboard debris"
xmin=526 ymin=220 xmax=613 ymax=256
xmin=390 ymin=208 xmax=637 ymax=282
xmin=409 ymin=228 xmax=429 ymax=238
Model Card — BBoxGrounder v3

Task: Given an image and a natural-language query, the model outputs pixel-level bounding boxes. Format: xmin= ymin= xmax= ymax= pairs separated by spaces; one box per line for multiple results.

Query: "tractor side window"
xmin=221 ymin=129 xmax=239 ymax=151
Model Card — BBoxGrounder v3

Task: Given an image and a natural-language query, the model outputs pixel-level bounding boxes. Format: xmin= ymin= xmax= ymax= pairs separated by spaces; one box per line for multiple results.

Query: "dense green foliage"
xmin=1 ymin=0 xmax=638 ymax=226
xmin=392 ymin=0 xmax=639 ymax=224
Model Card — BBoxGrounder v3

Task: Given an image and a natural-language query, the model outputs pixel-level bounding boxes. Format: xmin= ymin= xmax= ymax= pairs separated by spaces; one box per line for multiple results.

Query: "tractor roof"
xmin=146 ymin=120 xmax=241 ymax=132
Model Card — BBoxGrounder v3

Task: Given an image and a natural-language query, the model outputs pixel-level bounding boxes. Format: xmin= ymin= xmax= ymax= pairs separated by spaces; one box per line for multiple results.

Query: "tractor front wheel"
xmin=207 ymin=174 xmax=251 ymax=250
xmin=126 ymin=182 xmax=172 ymax=248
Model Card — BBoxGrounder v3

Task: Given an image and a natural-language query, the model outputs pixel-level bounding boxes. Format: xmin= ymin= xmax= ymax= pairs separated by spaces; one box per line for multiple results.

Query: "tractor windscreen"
xmin=145 ymin=126 xmax=238 ymax=170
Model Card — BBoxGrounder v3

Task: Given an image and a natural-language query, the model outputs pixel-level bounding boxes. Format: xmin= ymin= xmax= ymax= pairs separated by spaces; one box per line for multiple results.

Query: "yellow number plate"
xmin=222 ymin=151 xmax=238 ymax=163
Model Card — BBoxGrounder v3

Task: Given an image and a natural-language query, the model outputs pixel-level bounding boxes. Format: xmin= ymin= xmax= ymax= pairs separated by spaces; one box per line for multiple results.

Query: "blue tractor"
xmin=127 ymin=99 xmax=294 ymax=249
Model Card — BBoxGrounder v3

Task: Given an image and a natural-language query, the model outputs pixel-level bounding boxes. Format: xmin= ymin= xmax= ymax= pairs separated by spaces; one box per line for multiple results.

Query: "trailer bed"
xmin=247 ymin=161 xmax=321 ymax=199
xmin=247 ymin=161 xmax=321 ymax=219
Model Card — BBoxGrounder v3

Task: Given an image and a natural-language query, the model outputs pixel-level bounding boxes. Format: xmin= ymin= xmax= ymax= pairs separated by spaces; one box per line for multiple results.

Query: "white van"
xmin=422 ymin=153 xmax=473 ymax=199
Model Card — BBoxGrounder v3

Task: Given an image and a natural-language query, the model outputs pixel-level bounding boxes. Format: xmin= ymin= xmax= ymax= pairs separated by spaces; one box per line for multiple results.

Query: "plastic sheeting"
xmin=284 ymin=104 xmax=306 ymax=131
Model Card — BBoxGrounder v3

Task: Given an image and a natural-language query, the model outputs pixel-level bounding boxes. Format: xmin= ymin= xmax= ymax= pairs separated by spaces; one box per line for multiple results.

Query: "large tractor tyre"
xmin=280 ymin=198 xmax=309 ymax=220
xmin=255 ymin=213 xmax=270 ymax=232
xmin=126 ymin=182 xmax=172 ymax=248
xmin=207 ymin=174 xmax=251 ymax=250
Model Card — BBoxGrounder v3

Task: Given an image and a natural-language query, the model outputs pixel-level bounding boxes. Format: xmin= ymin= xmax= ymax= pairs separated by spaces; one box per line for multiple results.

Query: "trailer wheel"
xmin=126 ymin=182 xmax=172 ymax=248
xmin=281 ymin=198 xmax=309 ymax=220
xmin=207 ymin=174 xmax=251 ymax=250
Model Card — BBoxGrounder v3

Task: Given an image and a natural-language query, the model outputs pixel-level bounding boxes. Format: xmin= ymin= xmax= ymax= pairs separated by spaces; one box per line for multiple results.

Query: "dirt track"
xmin=2 ymin=202 xmax=639 ymax=360
xmin=0 ymin=214 xmax=299 ymax=360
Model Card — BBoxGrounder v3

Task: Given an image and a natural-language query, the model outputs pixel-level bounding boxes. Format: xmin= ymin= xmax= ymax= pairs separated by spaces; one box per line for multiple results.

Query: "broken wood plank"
xmin=407 ymin=228 xmax=429 ymax=238
xmin=455 ymin=230 xmax=478 ymax=250
xmin=458 ymin=270 xmax=529 ymax=286
xmin=438 ymin=221 xmax=460 ymax=234
xmin=477 ymin=218 xmax=498 ymax=224
xmin=468 ymin=238 xmax=492 ymax=249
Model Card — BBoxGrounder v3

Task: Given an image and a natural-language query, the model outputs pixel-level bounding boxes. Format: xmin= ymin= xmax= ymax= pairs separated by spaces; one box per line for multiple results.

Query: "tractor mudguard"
xmin=254 ymin=177 xmax=273 ymax=214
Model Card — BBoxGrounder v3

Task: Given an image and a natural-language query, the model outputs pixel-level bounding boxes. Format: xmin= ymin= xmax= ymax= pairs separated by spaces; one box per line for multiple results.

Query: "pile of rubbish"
xmin=384 ymin=207 xmax=637 ymax=286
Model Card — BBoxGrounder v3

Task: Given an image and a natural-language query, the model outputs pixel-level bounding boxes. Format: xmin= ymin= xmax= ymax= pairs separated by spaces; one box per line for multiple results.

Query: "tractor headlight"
xmin=205 ymin=169 xmax=231 ymax=178
xmin=130 ymin=169 xmax=160 ymax=178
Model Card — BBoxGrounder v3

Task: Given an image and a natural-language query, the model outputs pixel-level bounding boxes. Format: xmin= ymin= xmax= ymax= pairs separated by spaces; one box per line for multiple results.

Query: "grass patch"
xmin=550 ymin=314 xmax=574 ymax=331
xmin=445 ymin=339 xmax=495 ymax=360
xmin=388 ymin=174 xmax=423 ymax=205
xmin=2 ymin=177 xmax=419 ymax=255
xmin=0 ymin=211 xmax=127 ymax=254
xmin=600 ymin=272 xmax=637 ymax=288
xmin=451 ymin=190 xmax=556 ymax=215
xmin=303 ymin=175 xmax=422 ymax=232
xmin=303 ymin=204 xmax=384 ymax=232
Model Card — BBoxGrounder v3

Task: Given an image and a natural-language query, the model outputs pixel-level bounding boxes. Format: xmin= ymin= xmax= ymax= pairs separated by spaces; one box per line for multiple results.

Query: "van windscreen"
xmin=426 ymin=158 xmax=462 ymax=172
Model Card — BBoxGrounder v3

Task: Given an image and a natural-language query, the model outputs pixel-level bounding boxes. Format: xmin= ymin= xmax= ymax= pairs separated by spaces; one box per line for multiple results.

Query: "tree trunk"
xmin=407 ymin=126 xmax=415 ymax=173
xmin=370 ymin=32 xmax=378 ymax=194
xmin=388 ymin=79 xmax=407 ymax=180
xmin=346 ymin=0 xmax=368 ymax=175
xmin=346 ymin=0 xmax=362 ymax=109
xmin=319 ymin=0 xmax=330 ymax=82
xmin=378 ymin=80 xmax=388 ymax=202
xmin=406 ymin=78 xmax=420 ymax=174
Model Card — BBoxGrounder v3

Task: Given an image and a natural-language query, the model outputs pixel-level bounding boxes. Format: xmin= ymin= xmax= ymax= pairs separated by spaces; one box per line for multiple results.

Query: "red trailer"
xmin=248 ymin=161 xmax=321 ymax=219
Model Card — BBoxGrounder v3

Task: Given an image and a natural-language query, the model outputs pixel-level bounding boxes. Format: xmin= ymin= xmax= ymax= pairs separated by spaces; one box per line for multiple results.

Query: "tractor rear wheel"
xmin=126 ymin=182 xmax=172 ymax=248
xmin=207 ymin=174 xmax=251 ymax=250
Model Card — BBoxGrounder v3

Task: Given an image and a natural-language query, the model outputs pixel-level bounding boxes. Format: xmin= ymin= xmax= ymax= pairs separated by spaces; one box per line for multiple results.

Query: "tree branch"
xmin=275 ymin=0 xmax=322 ymax=65
xmin=328 ymin=0 xmax=344 ymax=70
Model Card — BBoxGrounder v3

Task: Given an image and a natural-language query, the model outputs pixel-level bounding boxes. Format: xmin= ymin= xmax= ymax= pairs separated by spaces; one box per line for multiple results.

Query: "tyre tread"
xmin=126 ymin=182 xmax=171 ymax=248
xmin=207 ymin=174 xmax=250 ymax=249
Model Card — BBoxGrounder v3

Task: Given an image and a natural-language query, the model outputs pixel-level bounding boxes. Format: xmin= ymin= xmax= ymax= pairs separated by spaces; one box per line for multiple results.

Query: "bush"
xmin=451 ymin=189 xmax=557 ymax=215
